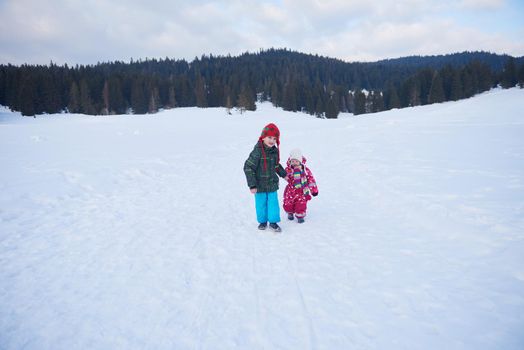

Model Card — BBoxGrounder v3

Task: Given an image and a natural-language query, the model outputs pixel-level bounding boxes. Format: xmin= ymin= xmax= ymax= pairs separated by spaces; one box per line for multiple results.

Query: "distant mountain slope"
xmin=373 ymin=51 xmax=524 ymax=71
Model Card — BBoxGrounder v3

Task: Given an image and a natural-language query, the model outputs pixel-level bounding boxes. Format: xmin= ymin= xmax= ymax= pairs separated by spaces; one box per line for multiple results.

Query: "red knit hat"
xmin=258 ymin=123 xmax=281 ymax=170
xmin=259 ymin=123 xmax=280 ymax=146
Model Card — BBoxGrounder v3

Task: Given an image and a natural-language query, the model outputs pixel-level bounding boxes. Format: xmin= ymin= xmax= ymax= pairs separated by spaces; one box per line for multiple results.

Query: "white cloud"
xmin=0 ymin=0 xmax=522 ymax=65
xmin=460 ymin=0 xmax=505 ymax=10
xmin=303 ymin=18 xmax=524 ymax=61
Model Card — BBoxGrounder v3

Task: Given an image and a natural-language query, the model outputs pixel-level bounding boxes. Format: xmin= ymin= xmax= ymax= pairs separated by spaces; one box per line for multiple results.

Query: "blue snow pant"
xmin=255 ymin=191 xmax=281 ymax=224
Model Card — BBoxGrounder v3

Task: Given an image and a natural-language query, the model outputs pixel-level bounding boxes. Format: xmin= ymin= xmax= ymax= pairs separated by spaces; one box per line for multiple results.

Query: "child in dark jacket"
xmin=283 ymin=149 xmax=318 ymax=223
xmin=243 ymin=123 xmax=287 ymax=232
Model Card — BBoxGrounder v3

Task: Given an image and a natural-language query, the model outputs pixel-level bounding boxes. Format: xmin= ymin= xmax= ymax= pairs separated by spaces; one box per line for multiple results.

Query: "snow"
xmin=1 ymin=88 xmax=524 ymax=349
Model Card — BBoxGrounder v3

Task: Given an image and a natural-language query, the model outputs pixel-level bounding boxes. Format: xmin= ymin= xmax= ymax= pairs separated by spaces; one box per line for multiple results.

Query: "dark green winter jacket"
xmin=244 ymin=142 xmax=287 ymax=193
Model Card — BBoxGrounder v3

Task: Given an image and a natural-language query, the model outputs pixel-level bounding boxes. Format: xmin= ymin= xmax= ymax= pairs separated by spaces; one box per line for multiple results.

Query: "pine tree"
xmin=208 ymin=77 xmax=223 ymax=107
xmin=18 ymin=75 xmax=36 ymax=116
xmin=419 ymin=69 xmax=435 ymax=105
xmin=450 ymin=69 xmax=463 ymax=101
xmin=102 ymin=80 xmax=110 ymax=114
xmin=461 ymin=68 xmax=474 ymax=98
xmin=501 ymin=57 xmax=517 ymax=88
xmin=470 ymin=66 xmax=480 ymax=95
xmin=131 ymin=77 xmax=147 ymax=114
xmin=365 ymin=91 xmax=373 ymax=113
xmin=282 ymin=80 xmax=298 ymax=112
xmin=195 ymin=75 xmax=208 ymax=107
xmin=386 ymin=86 xmax=400 ymax=109
xmin=304 ymin=89 xmax=315 ymax=115
xmin=407 ymin=78 xmax=421 ymax=106
xmin=174 ymin=75 xmax=193 ymax=107
xmin=270 ymin=80 xmax=280 ymax=106
xmin=339 ymin=92 xmax=348 ymax=113
xmin=440 ymin=65 xmax=454 ymax=101
xmin=428 ymin=72 xmax=445 ymax=104
xmin=245 ymin=87 xmax=256 ymax=111
xmin=168 ymin=85 xmax=177 ymax=108
xmin=237 ymin=85 xmax=256 ymax=114
xmin=67 ymin=81 xmax=80 ymax=113
xmin=225 ymin=94 xmax=233 ymax=115
xmin=314 ymin=95 xmax=324 ymax=117
xmin=148 ymin=86 xmax=160 ymax=113
xmin=353 ymin=89 xmax=366 ymax=115
xmin=371 ymin=91 xmax=384 ymax=112
xmin=42 ymin=71 xmax=62 ymax=114
xmin=0 ymin=69 xmax=5 ymax=106
xmin=346 ymin=91 xmax=355 ymax=113
xmin=325 ymin=93 xmax=339 ymax=118
xmin=79 ymin=79 xmax=95 ymax=114
xmin=518 ymin=63 xmax=524 ymax=88
xmin=108 ymin=77 xmax=125 ymax=114
xmin=471 ymin=61 xmax=493 ymax=92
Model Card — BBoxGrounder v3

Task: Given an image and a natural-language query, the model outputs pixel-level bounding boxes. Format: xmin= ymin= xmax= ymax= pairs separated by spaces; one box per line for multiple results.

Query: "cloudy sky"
xmin=1 ymin=0 xmax=523 ymax=65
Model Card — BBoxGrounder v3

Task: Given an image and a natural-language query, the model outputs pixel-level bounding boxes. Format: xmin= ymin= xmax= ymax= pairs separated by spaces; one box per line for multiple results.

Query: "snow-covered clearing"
xmin=1 ymin=88 xmax=523 ymax=349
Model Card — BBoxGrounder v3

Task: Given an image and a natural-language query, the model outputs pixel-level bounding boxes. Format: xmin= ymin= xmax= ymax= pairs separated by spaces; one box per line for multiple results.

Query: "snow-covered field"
xmin=1 ymin=88 xmax=523 ymax=350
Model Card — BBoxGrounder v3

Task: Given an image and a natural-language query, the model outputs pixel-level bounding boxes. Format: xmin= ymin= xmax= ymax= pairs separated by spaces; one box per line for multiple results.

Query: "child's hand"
xmin=250 ymin=188 xmax=257 ymax=194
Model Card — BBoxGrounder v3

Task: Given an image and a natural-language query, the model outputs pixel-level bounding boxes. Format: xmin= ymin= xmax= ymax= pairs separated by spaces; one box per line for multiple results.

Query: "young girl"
xmin=243 ymin=123 xmax=287 ymax=232
xmin=283 ymin=149 xmax=318 ymax=223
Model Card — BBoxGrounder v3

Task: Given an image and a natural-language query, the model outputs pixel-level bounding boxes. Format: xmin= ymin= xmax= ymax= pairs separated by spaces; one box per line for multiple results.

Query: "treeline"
xmin=351 ymin=57 xmax=524 ymax=115
xmin=0 ymin=49 xmax=523 ymax=118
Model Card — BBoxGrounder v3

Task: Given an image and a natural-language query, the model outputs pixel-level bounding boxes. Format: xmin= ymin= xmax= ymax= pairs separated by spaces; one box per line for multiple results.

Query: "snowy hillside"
xmin=1 ymin=88 xmax=523 ymax=349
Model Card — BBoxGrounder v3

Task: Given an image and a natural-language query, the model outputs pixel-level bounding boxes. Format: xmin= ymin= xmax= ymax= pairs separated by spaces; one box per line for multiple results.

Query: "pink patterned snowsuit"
xmin=283 ymin=156 xmax=318 ymax=218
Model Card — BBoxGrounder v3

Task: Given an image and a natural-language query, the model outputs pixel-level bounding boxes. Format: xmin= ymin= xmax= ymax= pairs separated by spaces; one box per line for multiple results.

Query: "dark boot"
xmin=297 ymin=217 xmax=305 ymax=224
xmin=258 ymin=222 xmax=267 ymax=230
xmin=287 ymin=213 xmax=294 ymax=220
xmin=269 ymin=223 xmax=282 ymax=232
